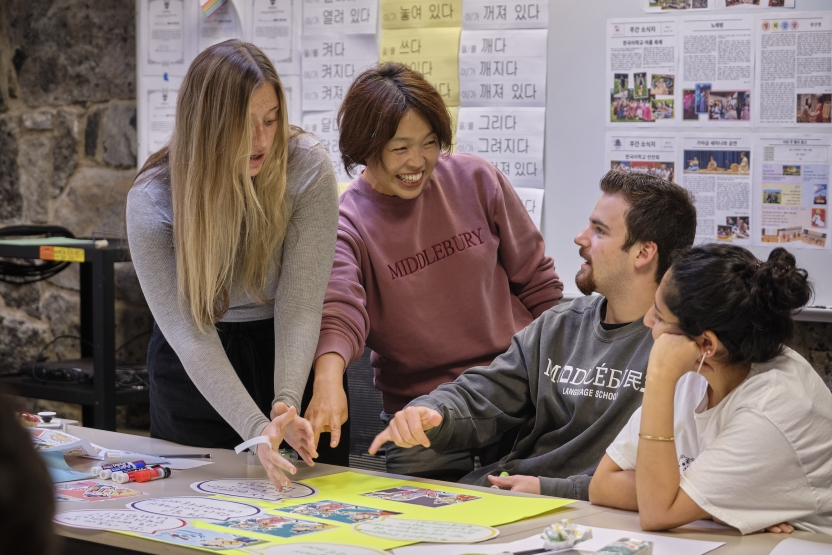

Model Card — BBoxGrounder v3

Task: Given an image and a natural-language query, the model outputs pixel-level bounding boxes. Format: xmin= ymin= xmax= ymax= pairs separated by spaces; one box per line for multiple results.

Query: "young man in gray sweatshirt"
xmin=369 ymin=171 xmax=697 ymax=500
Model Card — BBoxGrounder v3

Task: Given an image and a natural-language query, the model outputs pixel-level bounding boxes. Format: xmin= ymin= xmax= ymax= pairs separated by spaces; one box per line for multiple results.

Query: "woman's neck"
xmin=705 ymin=362 xmax=752 ymax=408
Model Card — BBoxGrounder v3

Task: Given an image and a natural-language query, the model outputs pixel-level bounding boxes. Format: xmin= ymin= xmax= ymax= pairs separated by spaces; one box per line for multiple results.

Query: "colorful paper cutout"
xmin=139 ymin=526 xmax=265 ymax=550
xmin=354 ymin=518 xmax=498 ymax=543
xmin=257 ymin=543 xmax=389 ymax=555
xmin=55 ymin=481 xmax=145 ymax=502
xmin=54 ymin=509 xmax=186 ymax=534
xmin=129 ymin=496 xmax=261 ymax=521
xmin=216 ymin=515 xmax=336 ymax=538
xmin=361 ymin=486 xmax=480 ymax=507
xmin=192 ymin=479 xmax=317 ymax=502
xmin=275 ymin=500 xmax=402 ymax=524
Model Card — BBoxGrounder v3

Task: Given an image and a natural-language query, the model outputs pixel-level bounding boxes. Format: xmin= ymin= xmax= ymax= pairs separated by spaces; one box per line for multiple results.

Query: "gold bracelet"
xmin=639 ymin=434 xmax=675 ymax=442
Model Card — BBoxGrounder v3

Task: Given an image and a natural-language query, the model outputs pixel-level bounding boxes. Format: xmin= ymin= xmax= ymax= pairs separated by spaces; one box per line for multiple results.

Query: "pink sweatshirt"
xmin=315 ymin=153 xmax=563 ymax=412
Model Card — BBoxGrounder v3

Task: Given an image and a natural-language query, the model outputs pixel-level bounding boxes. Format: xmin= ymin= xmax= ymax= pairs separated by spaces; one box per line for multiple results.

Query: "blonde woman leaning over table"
xmin=589 ymin=244 xmax=832 ymax=535
xmin=126 ymin=40 xmax=339 ymax=489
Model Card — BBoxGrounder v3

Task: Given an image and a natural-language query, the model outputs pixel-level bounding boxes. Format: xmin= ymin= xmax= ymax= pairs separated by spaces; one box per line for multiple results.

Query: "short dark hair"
xmin=337 ymin=62 xmax=453 ymax=177
xmin=599 ymin=170 xmax=697 ymax=281
xmin=665 ymin=245 xmax=812 ymax=365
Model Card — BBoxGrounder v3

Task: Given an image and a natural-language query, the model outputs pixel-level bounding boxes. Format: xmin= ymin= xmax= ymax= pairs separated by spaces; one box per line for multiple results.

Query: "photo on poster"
xmin=650 ymin=75 xmax=674 ymax=96
xmin=815 ymin=184 xmax=828 ymax=205
xmin=717 ymin=224 xmax=733 ymax=240
xmin=707 ymin=91 xmax=750 ymax=121
xmin=634 ymin=72 xmax=648 ymax=99
xmin=142 ymin=526 xmax=265 ymax=550
xmin=812 ymin=208 xmax=827 ymax=228
xmin=360 ymin=486 xmax=480 ymax=507
xmin=684 ymin=150 xmax=750 ymax=174
xmin=275 ymin=501 xmax=402 ymax=524
xmin=611 ymin=87 xmax=672 ymax=122
xmin=647 ymin=0 xmax=708 ymax=9
xmin=763 ymin=189 xmax=782 ymax=204
xmin=694 ymin=83 xmax=711 ymax=115
xmin=796 ymin=94 xmax=831 ymax=124
xmin=216 ymin=516 xmax=336 ymax=538
xmin=611 ymin=161 xmax=676 ymax=183
xmin=725 ymin=0 xmax=760 ymax=5
xmin=725 ymin=216 xmax=750 ymax=238
xmin=613 ymin=73 xmax=629 ymax=96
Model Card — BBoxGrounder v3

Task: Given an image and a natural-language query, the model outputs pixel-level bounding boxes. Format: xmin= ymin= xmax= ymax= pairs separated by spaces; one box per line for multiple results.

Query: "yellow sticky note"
xmin=380 ymin=28 xmax=461 ymax=106
xmin=381 ymin=0 xmax=462 ymax=29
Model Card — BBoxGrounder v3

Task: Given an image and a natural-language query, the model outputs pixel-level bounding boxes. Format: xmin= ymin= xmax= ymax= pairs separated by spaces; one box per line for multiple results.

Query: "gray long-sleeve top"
xmin=409 ymin=295 xmax=654 ymax=500
xmin=126 ymin=134 xmax=339 ymax=442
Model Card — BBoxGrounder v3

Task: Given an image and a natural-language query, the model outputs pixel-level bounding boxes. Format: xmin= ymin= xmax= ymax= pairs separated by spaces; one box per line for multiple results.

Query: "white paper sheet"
xmin=515 ymin=188 xmax=544 ymax=230
xmin=461 ymin=0 xmax=548 ymax=30
xmin=302 ymin=110 xmax=359 ymax=185
xmin=144 ymin=75 xmax=182 ymax=158
xmin=302 ymin=0 xmax=378 ymax=35
xmin=301 ymin=34 xmax=378 ymax=111
xmin=198 ymin=0 xmax=243 ymax=53
xmin=607 ymin=18 xmax=680 ymax=125
xmin=249 ymin=0 xmax=299 ymax=74
xmin=144 ymin=0 xmax=188 ymax=76
xmin=755 ymin=12 xmax=832 ymax=127
xmin=770 ymin=538 xmax=832 ymax=555
xmin=459 ymin=29 xmax=547 ymax=107
xmin=755 ymin=134 xmax=831 ymax=249
xmin=679 ymin=133 xmax=754 ymax=244
xmin=679 ymin=14 xmax=755 ymax=126
xmin=606 ymin=132 xmax=679 ymax=183
xmin=456 ymin=107 xmax=545 ymax=188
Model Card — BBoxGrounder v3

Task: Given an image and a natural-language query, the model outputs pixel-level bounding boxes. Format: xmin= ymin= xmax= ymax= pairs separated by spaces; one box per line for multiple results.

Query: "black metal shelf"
xmin=0 ymin=238 xmax=148 ymax=430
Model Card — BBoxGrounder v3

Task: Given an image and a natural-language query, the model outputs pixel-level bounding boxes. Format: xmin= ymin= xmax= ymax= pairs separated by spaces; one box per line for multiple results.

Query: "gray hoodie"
xmin=409 ymin=295 xmax=654 ymax=500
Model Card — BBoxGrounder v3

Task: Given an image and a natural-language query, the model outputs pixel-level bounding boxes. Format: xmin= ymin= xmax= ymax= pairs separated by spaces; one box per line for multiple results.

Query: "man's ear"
xmin=633 ymin=240 xmax=659 ymax=272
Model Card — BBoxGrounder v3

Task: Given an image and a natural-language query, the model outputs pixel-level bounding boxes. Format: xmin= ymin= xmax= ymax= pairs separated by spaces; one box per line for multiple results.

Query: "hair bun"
xmin=749 ymin=247 xmax=812 ymax=314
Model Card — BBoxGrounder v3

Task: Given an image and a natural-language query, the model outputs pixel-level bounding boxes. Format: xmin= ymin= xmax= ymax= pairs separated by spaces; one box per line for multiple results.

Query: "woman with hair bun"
xmin=589 ymin=244 xmax=832 ymax=535
xmin=127 ymin=39 xmax=339 ymax=489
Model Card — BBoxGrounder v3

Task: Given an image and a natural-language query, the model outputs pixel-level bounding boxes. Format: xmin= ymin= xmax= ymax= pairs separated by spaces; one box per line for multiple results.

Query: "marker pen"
xmin=91 ymin=460 xmax=148 ymax=479
xmin=112 ymin=466 xmax=171 ymax=484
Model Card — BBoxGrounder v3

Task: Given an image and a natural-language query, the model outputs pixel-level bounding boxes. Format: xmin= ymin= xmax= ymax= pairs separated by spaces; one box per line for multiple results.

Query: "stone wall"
xmin=0 ymin=1 xmax=830 ymax=434
xmin=0 ymin=0 xmax=151 ymax=429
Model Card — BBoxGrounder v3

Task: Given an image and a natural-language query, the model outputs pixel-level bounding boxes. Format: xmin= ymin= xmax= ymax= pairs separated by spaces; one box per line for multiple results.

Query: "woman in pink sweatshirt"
xmin=307 ymin=63 xmax=563 ymax=480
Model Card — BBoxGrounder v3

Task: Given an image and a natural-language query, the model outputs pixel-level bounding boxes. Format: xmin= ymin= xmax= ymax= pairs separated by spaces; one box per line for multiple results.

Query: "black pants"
xmin=147 ymin=319 xmax=349 ymax=465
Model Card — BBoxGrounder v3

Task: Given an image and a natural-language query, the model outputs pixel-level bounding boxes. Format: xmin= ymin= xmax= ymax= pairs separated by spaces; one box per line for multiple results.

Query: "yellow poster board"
xmin=381 ymin=0 xmax=462 ymax=29
xmin=121 ymin=472 xmax=573 ymax=552
xmin=380 ymin=28 xmax=461 ymax=106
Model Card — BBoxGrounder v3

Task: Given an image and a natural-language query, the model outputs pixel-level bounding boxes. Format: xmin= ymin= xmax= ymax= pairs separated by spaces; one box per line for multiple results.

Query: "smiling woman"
xmin=125 ymin=40 xmax=339 ymax=491
xmin=307 ymin=62 xmax=564 ymax=482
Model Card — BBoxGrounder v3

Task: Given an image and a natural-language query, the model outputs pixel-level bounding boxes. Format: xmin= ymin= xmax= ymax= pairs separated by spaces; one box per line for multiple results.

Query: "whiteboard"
xmin=544 ymin=0 xmax=832 ymax=320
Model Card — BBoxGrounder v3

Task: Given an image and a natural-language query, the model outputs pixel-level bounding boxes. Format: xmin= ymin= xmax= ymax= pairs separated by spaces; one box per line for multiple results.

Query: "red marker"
xmin=112 ymin=466 xmax=171 ymax=484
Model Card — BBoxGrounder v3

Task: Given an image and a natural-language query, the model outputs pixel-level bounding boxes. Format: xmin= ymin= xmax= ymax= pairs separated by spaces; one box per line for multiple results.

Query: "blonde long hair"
xmin=136 ymin=40 xmax=293 ymax=332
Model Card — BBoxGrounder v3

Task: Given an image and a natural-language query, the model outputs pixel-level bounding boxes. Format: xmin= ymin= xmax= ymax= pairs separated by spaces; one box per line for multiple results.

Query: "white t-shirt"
xmin=607 ymin=347 xmax=832 ymax=535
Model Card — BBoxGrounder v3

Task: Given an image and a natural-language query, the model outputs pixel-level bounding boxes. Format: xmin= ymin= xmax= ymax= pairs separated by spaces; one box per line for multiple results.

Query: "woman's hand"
xmin=257 ymin=406 xmax=303 ymax=490
xmin=302 ymin=353 xmax=350 ymax=450
xmin=648 ymin=333 xmax=703 ymax=384
xmin=762 ymin=523 xmax=794 ymax=534
xmin=272 ymin=402 xmax=318 ymax=466
xmin=486 ymin=474 xmax=540 ymax=494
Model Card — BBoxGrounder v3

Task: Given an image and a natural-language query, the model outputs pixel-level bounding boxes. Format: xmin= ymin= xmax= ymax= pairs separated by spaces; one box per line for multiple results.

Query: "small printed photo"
xmin=725 ymin=0 xmax=760 ymax=5
xmin=55 ymin=481 xmax=145 ymax=502
xmin=814 ymin=184 xmax=828 ymax=205
xmin=717 ymin=225 xmax=734 ymax=240
xmin=651 ymin=98 xmax=674 ymax=120
xmin=361 ymin=486 xmax=481 ymax=508
xmin=683 ymin=89 xmax=697 ymax=120
xmin=811 ymin=208 xmax=827 ymax=228
xmin=694 ymin=83 xmax=711 ymax=114
xmin=275 ymin=501 xmax=402 ymax=524
xmin=764 ymin=189 xmax=782 ymax=204
xmin=728 ymin=216 xmax=750 ymax=238
xmin=684 ymin=150 xmax=750 ymax=174
xmin=708 ymin=91 xmax=751 ymax=121
xmin=803 ymin=229 xmax=827 ymax=247
xmin=634 ymin=72 xmax=648 ymax=99
xmin=611 ymin=161 xmax=675 ymax=182
xmin=768 ymin=0 xmax=786 ymax=5
xmin=783 ymin=165 xmax=801 ymax=176
xmin=611 ymin=96 xmax=654 ymax=123
xmin=218 ymin=516 xmax=336 ymax=538
xmin=650 ymin=74 xmax=674 ymax=96
xmin=796 ymin=94 xmax=831 ymax=124
xmin=779 ymin=227 xmax=803 ymax=243
xmin=613 ymin=74 xmax=629 ymax=96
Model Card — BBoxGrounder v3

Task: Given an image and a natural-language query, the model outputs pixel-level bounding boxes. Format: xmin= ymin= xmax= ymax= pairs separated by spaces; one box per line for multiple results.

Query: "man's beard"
xmin=575 ymin=266 xmax=596 ymax=295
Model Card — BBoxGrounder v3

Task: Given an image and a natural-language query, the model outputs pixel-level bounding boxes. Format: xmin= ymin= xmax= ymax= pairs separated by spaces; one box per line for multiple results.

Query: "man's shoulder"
xmin=543 ymin=295 xmax=603 ymax=319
